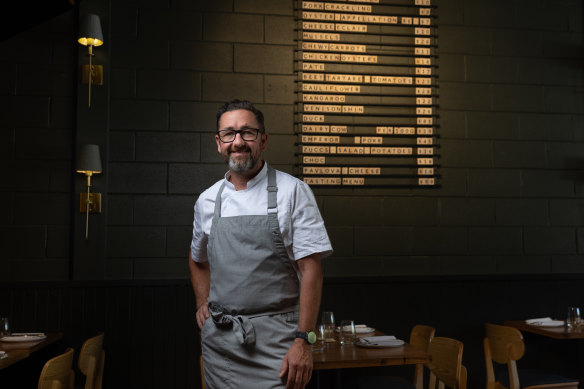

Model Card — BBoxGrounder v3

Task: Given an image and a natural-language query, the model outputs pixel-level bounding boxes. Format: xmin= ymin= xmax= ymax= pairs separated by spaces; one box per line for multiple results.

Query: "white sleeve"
xmin=190 ymin=198 xmax=208 ymax=263
xmin=290 ymin=181 xmax=333 ymax=260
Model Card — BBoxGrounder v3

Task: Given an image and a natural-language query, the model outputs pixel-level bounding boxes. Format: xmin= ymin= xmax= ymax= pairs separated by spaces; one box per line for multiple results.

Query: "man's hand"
xmin=279 ymin=339 xmax=313 ymax=389
xmin=189 ymin=252 xmax=210 ymax=330
xmin=195 ymin=301 xmax=210 ymax=330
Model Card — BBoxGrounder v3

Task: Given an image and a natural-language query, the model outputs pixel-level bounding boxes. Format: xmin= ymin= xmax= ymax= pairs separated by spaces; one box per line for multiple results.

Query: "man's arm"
xmin=188 ymin=250 xmax=210 ymax=329
xmin=279 ymin=253 xmax=323 ymax=389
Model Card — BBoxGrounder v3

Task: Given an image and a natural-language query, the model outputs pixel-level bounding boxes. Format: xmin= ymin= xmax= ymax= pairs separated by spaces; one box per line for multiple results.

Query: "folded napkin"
xmin=525 ymin=317 xmax=553 ymax=325
xmin=358 ymin=335 xmax=404 ymax=347
xmin=337 ymin=324 xmax=375 ymax=333
xmin=0 ymin=351 xmax=6 ymax=359
xmin=337 ymin=324 xmax=367 ymax=329
xmin=360 ymin=335 xmax=396 ymax=343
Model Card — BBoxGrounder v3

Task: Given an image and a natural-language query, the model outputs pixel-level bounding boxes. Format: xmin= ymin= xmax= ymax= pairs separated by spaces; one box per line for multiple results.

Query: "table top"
xmin=504 ymin=320 xmax=584 ymax=340
xmin=312 ymin=332 xmax=430 ymax=370
xmin=0 ymin=332 xmax=63 ymax=370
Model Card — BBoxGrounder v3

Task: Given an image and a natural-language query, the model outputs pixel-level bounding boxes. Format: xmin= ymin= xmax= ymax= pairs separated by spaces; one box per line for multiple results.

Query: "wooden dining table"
xmin=313 ymin=335 xmax=430 ymax=370
xmin=0 ymin=333 xmax=63 ymax=370
xmin=504 ymin=320 xmax=584 ymax=340
xmin=309 ymin=331 xmax=429 ymax=389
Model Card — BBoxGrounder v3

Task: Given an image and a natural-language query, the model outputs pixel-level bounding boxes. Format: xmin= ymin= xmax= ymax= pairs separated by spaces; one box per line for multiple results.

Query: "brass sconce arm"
xmin=76 ymin=145 xmax=102 ymax=240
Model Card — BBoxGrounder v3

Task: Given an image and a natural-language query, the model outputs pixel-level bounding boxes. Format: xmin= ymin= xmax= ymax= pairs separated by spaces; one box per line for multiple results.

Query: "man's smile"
xmin=229 ymin=148 xmax=250 ymax=157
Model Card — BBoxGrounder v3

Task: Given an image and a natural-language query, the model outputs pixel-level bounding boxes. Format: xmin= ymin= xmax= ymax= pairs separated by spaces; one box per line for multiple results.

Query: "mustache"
xmin=228 ymin=145 xmax=251 ymax=154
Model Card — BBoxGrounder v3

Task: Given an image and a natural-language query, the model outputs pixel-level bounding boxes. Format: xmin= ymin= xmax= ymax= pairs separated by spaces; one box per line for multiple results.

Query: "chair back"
xmin=410 ymin=324 xmax=436 ymax=351
xmin=427 ymin=337 xmax=464 ymax=389
xmin=38 ymin=348 xmax=75 ymax=389
xmin=485 ymin=323 xmax=525 ymax=363
xmin=78 ymin=333 xmax=105 ymax=389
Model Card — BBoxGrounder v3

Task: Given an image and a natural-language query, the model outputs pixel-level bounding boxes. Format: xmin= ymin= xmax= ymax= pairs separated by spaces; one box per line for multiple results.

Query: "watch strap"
xmin=295 ymin=331 xmax=317 ymax=344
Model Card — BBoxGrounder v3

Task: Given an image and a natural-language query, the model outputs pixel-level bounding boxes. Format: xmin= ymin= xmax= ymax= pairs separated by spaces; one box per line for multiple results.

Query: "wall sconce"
xmin=78 ymin=14 xmax=104 ymax=108
xmin=76 ymin=144 xmax=103 ymax=240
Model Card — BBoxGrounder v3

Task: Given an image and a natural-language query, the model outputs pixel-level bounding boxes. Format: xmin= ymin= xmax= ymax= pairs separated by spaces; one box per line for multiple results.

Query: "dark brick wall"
xmin=319 ymin=0 xmax=584 ymax=277
xmin=0 ymin=11 xmax=76 ymax=281
xmin=106 ymin=0 xmax=297 ymax=279
xmin=1 ymin=0 xmax=583 ymax=281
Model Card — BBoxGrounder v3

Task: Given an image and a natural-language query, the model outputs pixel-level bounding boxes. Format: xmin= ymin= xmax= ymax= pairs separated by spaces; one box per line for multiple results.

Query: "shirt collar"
xmin=223 ymin=161 xmax=268 ymax=191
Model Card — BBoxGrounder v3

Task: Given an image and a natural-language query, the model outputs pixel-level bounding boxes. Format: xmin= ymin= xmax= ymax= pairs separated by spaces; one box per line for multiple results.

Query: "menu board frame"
xmin=294 ymin=0 xmax=440 ymax=187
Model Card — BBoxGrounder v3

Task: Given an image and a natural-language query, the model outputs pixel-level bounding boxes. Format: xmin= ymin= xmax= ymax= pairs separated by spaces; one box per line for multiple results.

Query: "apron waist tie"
xmin=209 ymin=303 xmax=256 ymax=345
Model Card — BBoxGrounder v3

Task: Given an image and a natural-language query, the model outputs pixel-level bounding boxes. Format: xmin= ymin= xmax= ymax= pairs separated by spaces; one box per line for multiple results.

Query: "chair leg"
xmin=459 ymin=365 xmax=467 ymax=389
xmin=413 ymin=363 xmax=424 ymax=389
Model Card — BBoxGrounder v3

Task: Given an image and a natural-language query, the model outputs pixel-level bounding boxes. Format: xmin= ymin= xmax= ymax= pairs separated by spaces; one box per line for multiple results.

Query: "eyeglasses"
xmin=217 ymin=127 xmax=261 ymax=143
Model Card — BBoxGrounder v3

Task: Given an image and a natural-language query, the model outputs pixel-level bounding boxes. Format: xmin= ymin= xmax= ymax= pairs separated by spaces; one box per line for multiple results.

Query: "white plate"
xmin=529 ymin=320 xmax=564 ymax=327
xmin=0 ymin=335 xmax=47 ymax=342
xmin=336 ymin=326 xmax=375 ymax=334
xmin=356 ymin=339 xmax=405 ymax=348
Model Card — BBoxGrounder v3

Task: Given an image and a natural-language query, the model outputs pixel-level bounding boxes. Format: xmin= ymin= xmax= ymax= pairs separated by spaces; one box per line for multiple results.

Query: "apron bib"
xmin=201 ymin=165 xmax=300 ymax=389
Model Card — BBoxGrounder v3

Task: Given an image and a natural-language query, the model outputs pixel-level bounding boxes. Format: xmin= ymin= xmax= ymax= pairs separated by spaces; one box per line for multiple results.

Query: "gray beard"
xmin=228 ymin=153 xmax=257 ymax=172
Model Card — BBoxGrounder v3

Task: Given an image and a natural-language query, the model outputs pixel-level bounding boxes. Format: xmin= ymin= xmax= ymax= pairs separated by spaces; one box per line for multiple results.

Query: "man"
xmin=189 ymin=99 xmax=332 ymax=389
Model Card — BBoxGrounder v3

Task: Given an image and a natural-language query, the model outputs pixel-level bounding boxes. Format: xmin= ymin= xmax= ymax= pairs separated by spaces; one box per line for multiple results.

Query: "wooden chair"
xmin=354 ymin=333 xmax=466 ymax=389
xmin=353 ymin=324 xmax=436 ymax=389
xmin=410 ymin=325 xmax=436 ymax=389
xmin=38 ymin=348 xmax=75 ymax=389
xmin=78 ymin=333 xmax=105 ymax=389
xmin=426 ymin=337 xmax=466 ymax=389
xmin=484 ymin=323 xmax=579 ymax=389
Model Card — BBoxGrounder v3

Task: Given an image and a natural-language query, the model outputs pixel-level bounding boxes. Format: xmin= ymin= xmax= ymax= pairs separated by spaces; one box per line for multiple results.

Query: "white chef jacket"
xmin=191 ymin=162 xmax=333 ymax=263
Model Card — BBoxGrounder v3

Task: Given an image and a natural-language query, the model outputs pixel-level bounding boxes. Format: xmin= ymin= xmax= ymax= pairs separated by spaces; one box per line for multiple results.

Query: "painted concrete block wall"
xmin=1 ymin=0 xmax=583 ymax=280
xmin=0 ymin=11 xmax=76 ymax=281
xmin=318 ymin=0 xmax=584 ymax=277
xmin=106 ymin=0 xmax=296 ymax=278
xmin=104 ymin=0 xmax=584 ymax=279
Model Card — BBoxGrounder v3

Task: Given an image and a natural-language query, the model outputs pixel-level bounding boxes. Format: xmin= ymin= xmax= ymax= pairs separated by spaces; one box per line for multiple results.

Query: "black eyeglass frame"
xmin=216 ymin=127 xmax=263 ymax=143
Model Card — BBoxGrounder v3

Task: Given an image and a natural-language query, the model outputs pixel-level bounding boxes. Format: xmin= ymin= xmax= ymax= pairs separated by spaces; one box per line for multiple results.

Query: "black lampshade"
xmin=76 ymin=144 xmax=102 ymax=174
xmin=78 ymin=14 xmax=103 ymax=47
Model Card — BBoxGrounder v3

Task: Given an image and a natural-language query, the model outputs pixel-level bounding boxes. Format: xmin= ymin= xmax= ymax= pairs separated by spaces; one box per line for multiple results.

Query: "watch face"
xmin=307 ymin=331 xmax=317 ymax=344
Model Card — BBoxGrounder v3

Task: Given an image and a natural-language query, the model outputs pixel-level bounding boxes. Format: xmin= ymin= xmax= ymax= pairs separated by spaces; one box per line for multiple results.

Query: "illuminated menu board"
xmin=295 ymin=0 xmax=438 ymax=187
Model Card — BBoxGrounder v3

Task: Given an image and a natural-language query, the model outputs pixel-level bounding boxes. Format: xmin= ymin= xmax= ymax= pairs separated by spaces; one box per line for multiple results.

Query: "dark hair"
xmin=216 ymin=99 xmax=265 ymax=132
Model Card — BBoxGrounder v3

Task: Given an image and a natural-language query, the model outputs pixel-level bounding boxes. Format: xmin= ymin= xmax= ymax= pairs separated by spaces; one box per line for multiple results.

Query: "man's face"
xmin=215 ymin=109 xmax=267 ymax=173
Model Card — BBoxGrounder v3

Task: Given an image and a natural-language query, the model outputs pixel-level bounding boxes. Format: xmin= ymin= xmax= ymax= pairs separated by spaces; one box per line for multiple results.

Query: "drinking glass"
xmin=321 ymin=311 xmax=336 ymax=342
xmin=312 ymin=324 xmax=326 ymax=352
xmin=566 ymin=307 xmax=581 ymax=330
xmin=0 ymin=317 xmax=10 ymax=337
xmin=340 ymin=320 xmax=356 ymax=345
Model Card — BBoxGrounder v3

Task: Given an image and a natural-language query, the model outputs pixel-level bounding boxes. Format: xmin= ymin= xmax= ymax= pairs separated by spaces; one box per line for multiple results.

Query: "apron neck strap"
xmin=213 ymin=182 xmax=226 ymax=218
xmin=267 ymin=165 xmax=278 ymax=214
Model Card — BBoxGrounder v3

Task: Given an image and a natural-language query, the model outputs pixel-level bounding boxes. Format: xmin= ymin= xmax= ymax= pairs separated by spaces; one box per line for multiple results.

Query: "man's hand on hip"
xmin=196 ymin=302 xmax=210 ymax=329
xmin=279 ymin=339 xmax=313 ymax=389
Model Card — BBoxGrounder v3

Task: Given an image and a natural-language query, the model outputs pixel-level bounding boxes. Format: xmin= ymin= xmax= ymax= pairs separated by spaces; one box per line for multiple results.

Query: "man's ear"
xmin=215 ymin=134 xmax=221 ymax=153
xmin=260 ymin=133 xmax=268 ymax=152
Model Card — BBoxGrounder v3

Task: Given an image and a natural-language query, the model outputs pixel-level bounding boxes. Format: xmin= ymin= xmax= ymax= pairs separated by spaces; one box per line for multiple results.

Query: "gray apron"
xmin=201 ymin=165 xmax=300 ymax=389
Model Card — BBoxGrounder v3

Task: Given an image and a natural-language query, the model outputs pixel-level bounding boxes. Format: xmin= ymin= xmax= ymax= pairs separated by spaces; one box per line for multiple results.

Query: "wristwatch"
xmin=295 ymin=331 xmax=317 ymax=345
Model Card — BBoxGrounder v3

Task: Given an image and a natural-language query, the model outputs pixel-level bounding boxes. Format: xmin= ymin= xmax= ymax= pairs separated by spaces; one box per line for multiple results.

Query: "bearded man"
xmin=189 ymin=99 xmax=332 ymax=389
